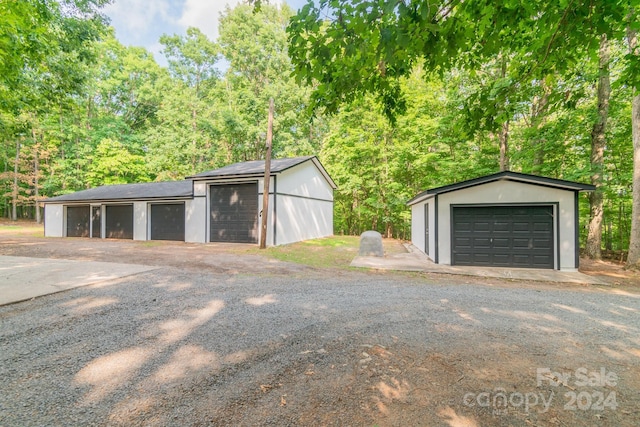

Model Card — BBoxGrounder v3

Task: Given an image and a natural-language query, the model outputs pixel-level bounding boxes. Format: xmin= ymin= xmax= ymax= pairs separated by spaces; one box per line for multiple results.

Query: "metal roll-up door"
xmin=452 ymin=205 xmax=554 ymax=269
xmin=150 ymin=203 xmax=185 ymax=241
xmin=210 ymin=183 xmax=258 ymax=243
xmin=105 ymin=205 xmax=133 ymax=239
xmin=66 ymin=206 xmax=90 ymax=237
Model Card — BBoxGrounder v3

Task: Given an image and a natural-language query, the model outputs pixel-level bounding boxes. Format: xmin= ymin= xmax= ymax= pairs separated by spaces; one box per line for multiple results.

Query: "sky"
xmin=103 ymin=0 xmax=310 ymax=66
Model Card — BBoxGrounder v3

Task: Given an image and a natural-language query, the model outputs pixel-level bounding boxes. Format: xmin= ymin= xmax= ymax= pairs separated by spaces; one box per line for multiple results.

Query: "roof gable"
xmin=188 ymin=156 xmax=336 ymax=188
xmin=407 ymin=171 xmax=595 ymax=206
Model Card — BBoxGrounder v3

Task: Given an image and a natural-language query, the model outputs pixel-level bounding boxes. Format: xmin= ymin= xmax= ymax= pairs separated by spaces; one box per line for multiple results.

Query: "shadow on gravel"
xmin=1 ymin=252 xmax=639 ymax=426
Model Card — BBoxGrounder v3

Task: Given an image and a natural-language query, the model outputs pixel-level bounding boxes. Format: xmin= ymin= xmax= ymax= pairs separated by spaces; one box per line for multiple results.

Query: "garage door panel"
xmin=472 ymin=237 xmax=491 ymax=248
xmin=512 ymin=238 xmax=531 ymax=249
xmin=473 ymin=222 xmax=491 ymax=232
xmin=513 ymin=222 xmax=530 ymax=232
xmin=493 ymin=222 xmax=510 ymax=232
xmin=493 ymin=254 xmax=511 ymax=264
xmin=532 ymin=239 xmax=552 ymax=249
xmin=492 ymin=238 xmax=510 ymax=249
xmin=455 ymin=253 xmax=473 ymax=264
xmin=455 ymin=222 xmax=472 ymax=232
xmin=452 ymin=206 xmax=554 ymax=269
xmin=472 ymin=254 xmax=490 ymax=264
xmin=534 ymin=223 xmax=552 ymax=232
xmin=454 ymin=237 xmax=471 ymax=249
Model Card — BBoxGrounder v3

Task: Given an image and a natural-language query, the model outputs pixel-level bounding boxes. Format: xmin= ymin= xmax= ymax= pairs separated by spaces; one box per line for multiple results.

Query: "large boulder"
xmin=359 ymin=230 xmax=384 ymax=257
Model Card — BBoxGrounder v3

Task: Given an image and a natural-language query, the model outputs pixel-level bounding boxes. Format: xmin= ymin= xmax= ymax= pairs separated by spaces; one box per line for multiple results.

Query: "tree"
xmin=145 ymin=28 xmax=220 ymax=179
xmin=627 ymin=24 xmax=640 ymax=269
xmin=288 ymin=0 xmax=638 ymax=254
xmin=0 ymin=0 xmax=109 ymax=218
xmin=216 ymin=3 xmax=319 ymax=162
xmin=586 ymin=35 xmax=612 ymax=259
xmin=289 ymin=1 xmax=627 ymax=120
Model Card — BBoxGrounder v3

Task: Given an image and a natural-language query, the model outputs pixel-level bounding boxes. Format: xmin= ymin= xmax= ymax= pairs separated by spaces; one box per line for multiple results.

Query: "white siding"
xmin=411 ymin=203 xmax=425 ymax=256
xmin=436 ymin=180 xmax=576 ymax=270
xmin=410 ymin=201 xmax=435 ymax=260
xmin=277 ymin=161 xmax=334 ymax=201
xmin=185 ymin=197 xmax=206 ymax=243
xmin=44 ymin=204 xmax=64 ymax=237
xmin=272 ymin=161 xmax=334 ymax=246
xmin=275 ymin=195 xmax=333 ymax=245
xmin=133 ymin=202 xmax=147 ymax=240
xmin=193 ymin=181 xmax=206 ymax=196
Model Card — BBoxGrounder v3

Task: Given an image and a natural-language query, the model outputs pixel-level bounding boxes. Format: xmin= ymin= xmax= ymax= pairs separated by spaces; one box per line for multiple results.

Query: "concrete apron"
xmin=350 ymin=244 xmax=607 ymax=285
xmin=0 ymin=256 xmax=158 ymax=306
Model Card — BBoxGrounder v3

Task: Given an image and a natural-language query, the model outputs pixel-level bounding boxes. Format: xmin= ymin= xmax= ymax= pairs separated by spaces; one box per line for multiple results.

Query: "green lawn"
xmin=0 ymin=220 xmax=44 ymax=237
xmin=248 ymin=235 xmax=361 ymax=269
xmin=248 ymin=235 xmax=407 ymax=269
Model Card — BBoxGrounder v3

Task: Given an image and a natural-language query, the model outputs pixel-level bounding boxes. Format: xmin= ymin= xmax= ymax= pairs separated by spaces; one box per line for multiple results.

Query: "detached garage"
xmin=408 ymin=172 xmax=594 ymax=271
xmin=43 ymin=156 xmax=335 ymax=246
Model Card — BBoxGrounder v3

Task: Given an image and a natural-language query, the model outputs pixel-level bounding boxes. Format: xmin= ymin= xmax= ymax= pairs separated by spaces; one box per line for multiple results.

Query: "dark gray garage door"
xmin=452 ymin=205 xmax=554 ymax=269
xmin=210 ymin=183 xmax=258 ymax=243
xmin=67 ymin=206 xmax=90 ymax=237
xmin=105 ymin=205 xmax=133 ymax=239
xmin=150 ymin=203 xmax=185 ymax=241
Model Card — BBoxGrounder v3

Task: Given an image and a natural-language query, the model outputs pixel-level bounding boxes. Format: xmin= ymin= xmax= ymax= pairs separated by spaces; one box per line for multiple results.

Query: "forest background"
xmin=1 ymin=1 xmax=638 ymax=264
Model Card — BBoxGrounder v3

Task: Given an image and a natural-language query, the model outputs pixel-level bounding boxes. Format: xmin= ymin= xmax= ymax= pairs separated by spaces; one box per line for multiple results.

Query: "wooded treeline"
xmin=0 ymin=1 xmax=637 ymax=263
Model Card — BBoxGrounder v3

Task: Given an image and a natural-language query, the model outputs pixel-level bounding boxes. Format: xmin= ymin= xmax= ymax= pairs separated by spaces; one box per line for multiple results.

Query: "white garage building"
xmin=43 ymin=156 xmax=336 ymax=246
xmin=407 ymin=172 xmax=594 ymax=271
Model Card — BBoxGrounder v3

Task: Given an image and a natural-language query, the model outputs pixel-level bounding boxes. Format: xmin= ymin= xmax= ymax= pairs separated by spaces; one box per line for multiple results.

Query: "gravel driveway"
xmin=1 ymin=240 xmax=639 ymax=426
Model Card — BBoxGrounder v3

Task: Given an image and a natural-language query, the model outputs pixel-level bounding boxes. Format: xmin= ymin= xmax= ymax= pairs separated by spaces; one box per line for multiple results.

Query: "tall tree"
xmin=627 ymin=23 xmax=640 ymax=269
xmin=0 ymin=0 xmax=109 ymax=218
xmin=586 ymin=34 xmax=612 ymax=259
xmin=216 ymin=3 xmax=318 ymax=162
xmin=146 ymin=28 xmax=220 ymax=178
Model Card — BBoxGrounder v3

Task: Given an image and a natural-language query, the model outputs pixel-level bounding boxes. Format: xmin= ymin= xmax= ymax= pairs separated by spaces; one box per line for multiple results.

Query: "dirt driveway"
xmin=1 ymin=236 xmax=639 ymax=426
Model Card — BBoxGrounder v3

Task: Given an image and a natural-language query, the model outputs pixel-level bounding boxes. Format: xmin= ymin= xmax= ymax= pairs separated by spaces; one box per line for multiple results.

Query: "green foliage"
xmin=0 ymin=0 xmax=635 ymax=255
xmin=288 ymin=0 xmax=634 ymax=122
xmin=215 ymin=3 xmax=319 ymax=161
xmin=86 ymin=138 xmax=148 ymax=186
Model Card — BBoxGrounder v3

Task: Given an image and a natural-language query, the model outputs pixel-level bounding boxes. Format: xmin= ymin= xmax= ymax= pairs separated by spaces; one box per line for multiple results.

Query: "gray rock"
xmin=359 ymin=230 xmax=384 ymax=257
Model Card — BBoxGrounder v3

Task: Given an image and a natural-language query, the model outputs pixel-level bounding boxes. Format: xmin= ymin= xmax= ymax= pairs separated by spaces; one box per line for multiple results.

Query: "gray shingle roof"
xmin=187 ymin=156 xmax=316 ymax=179
xmin=43 ymin=156 xmax=336 ymax=203
xmin=407 ymin=171 xmax=595 ymax=206
xmin=44 ymin=180 xmax=193 ymax=203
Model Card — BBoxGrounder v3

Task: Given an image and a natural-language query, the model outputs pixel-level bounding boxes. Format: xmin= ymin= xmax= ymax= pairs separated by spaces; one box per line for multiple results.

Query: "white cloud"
xmin=177 ymin=0 xmax=241 ymax=41
xmin=104 ymin=0 xmax=173 ymax=35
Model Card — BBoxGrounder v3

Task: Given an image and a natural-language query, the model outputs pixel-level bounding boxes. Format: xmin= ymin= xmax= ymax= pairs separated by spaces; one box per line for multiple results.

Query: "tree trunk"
xmin=34 ymin=145 xmax=41 ymax=224
xmin=12 ymin=139 xmax=20 ymax=221
xmin=627 ymin=26 xmax=640 ymax=269
xmin=586 ymin=34 xmax=611 ymax=260
xmin=530 ymin=81 xmax=551 ymax=175
xmin=499 ymin=120 xmax=509 ymax=171
xmin=259 ymin=98 xmax=274 ymax=249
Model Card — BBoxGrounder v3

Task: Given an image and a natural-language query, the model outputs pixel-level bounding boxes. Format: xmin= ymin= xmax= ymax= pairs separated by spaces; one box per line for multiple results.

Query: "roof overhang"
xmin=42 ymin=195 xmax=193 ymax=204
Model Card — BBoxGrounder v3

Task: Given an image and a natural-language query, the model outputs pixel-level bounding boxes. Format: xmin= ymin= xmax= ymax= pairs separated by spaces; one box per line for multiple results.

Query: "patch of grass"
xmin=0 ymin=220 xmax=44 ymax=237
xmin=252 ymin=235 xmax=360 ymax=268
xmin=139 ymin=241 xmax=163 ymax=247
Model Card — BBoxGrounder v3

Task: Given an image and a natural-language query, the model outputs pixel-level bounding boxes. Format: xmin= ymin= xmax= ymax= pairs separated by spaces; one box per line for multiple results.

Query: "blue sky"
xmin=103 ymin=0 xmax=310 ymax=66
